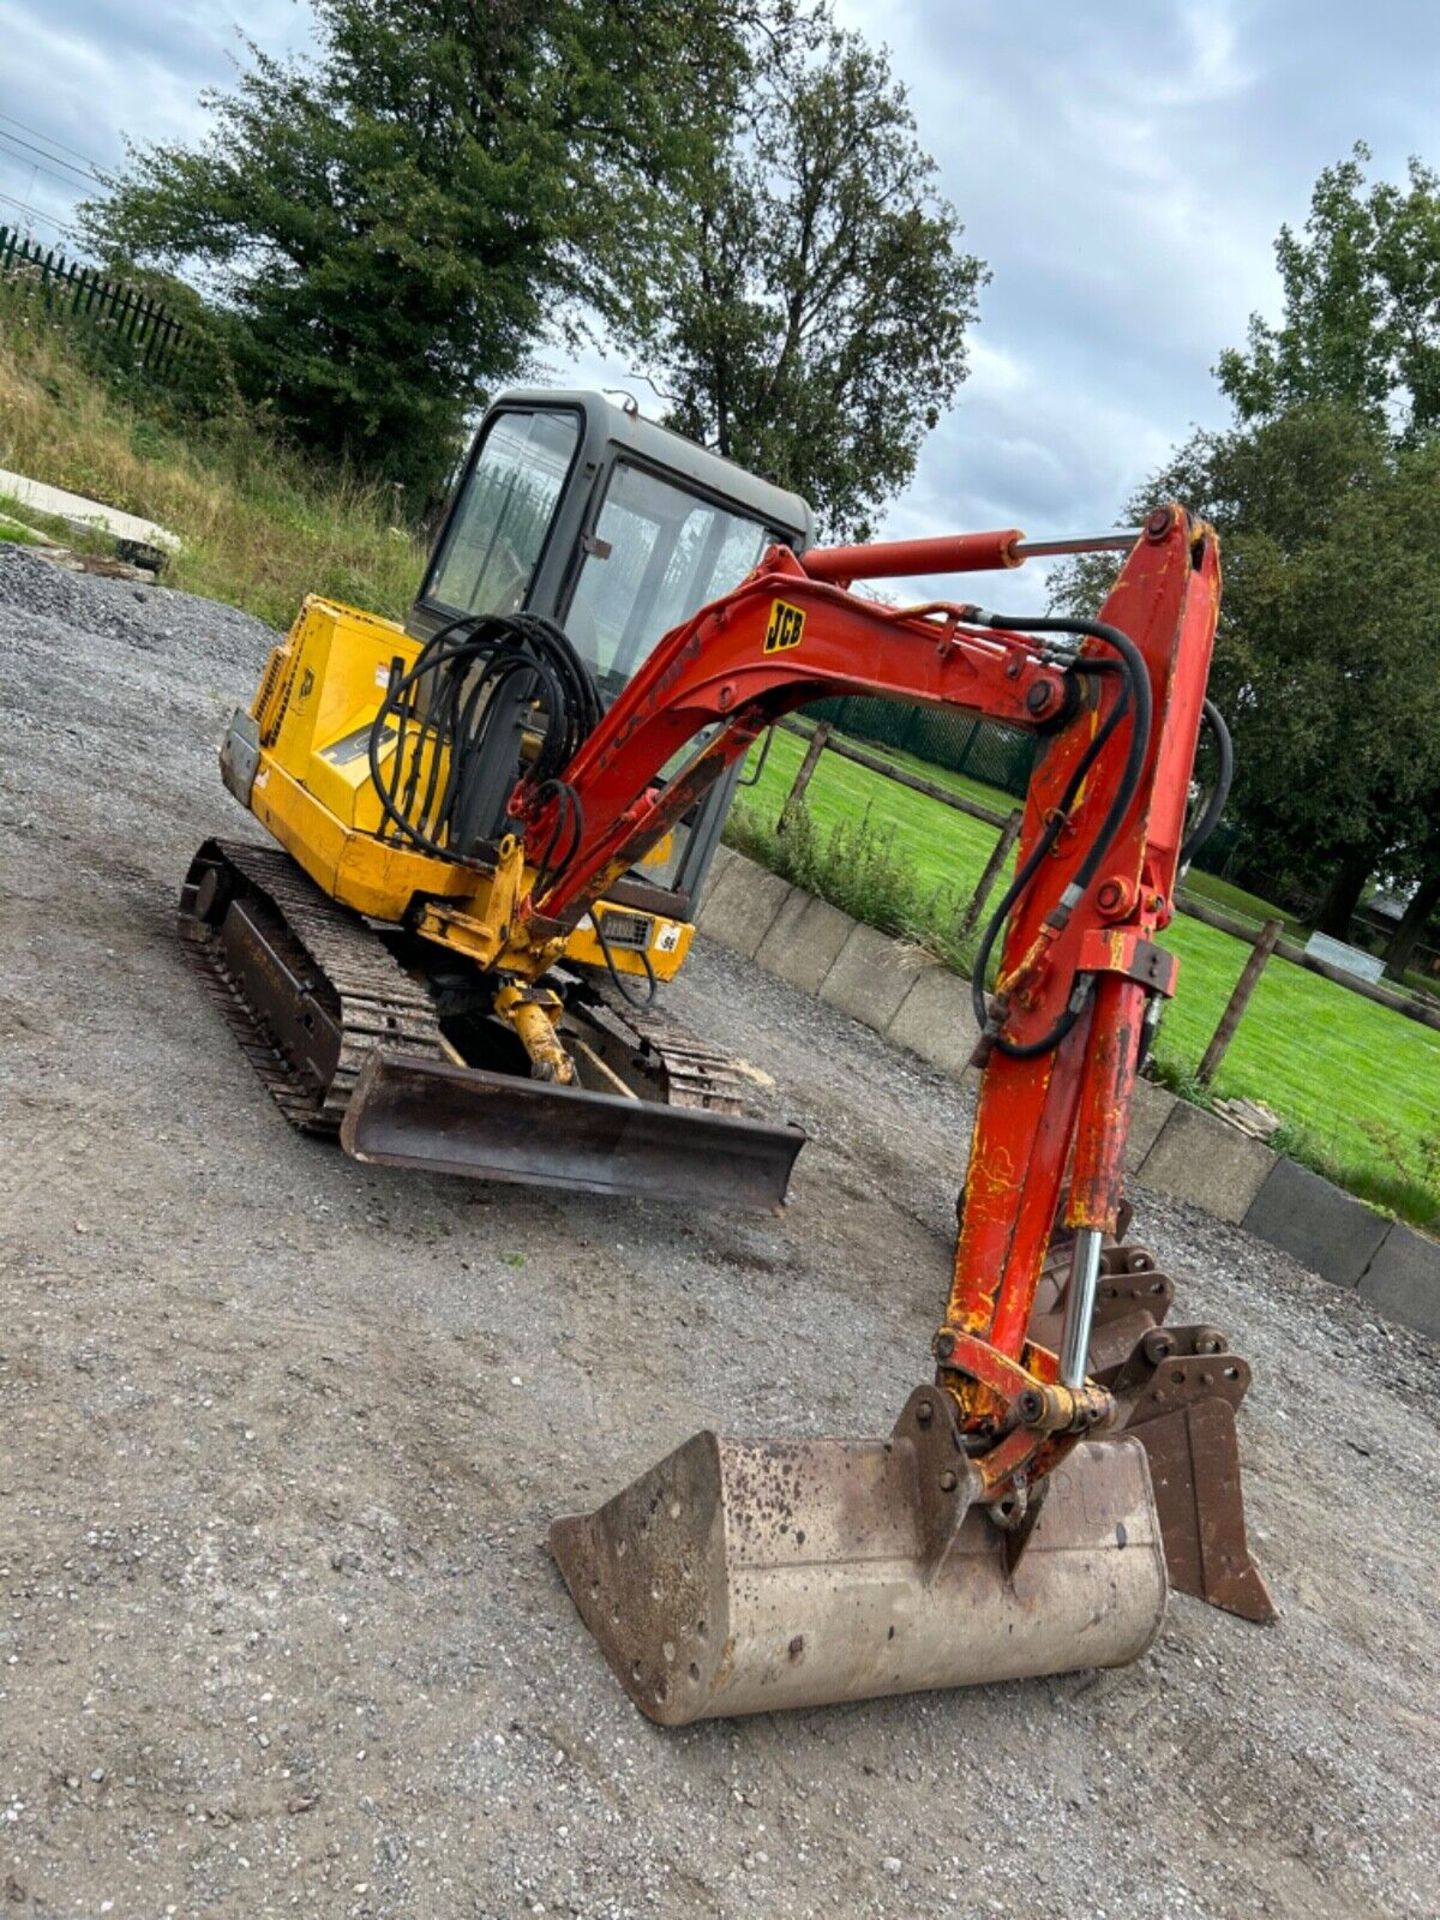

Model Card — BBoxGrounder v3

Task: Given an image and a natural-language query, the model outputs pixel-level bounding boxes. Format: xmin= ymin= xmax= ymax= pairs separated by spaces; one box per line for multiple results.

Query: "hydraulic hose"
xmin=960 ymin=612 xmax=1153 ymax=1058
xmin=588 ymin=910 xmax=658 ymax=1008
xmin=368 ymin=610 xmax=601 ymax=865
xmin=1180 ymin=697 xmax=1234 ymax=871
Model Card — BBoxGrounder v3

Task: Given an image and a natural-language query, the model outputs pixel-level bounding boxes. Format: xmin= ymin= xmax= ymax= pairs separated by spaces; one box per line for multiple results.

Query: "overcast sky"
xmin=2 ymin=0 xmax=1437 ymax=604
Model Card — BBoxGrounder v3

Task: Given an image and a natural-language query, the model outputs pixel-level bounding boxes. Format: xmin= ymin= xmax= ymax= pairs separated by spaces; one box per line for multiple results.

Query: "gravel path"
xmin=0 ymin=544 xmax=1436 ymax=1919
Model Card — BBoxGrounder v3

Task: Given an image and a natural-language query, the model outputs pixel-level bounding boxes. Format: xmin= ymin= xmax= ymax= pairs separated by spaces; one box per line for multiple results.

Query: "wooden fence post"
xmin=957 ymin=807 xmax=1023 ymax=939
xmin=1196 ymin=916 xmax=1284 ymax=1086
xmin=778 ymin=721 xmax=832 ymax=832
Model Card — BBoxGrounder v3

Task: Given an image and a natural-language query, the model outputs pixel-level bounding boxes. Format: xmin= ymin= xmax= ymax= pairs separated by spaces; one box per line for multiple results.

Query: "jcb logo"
xmin=763 ymin=599 xmax=806 ymax=654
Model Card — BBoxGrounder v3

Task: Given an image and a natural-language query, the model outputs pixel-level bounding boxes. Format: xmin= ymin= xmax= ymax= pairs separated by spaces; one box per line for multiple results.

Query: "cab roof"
xmin=491 ymin=388 xmax=814 ymax=547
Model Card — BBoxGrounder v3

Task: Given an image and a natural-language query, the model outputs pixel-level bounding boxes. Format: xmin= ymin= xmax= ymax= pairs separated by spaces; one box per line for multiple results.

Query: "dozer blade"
xmin=551 ymin=1387 xmax=1167 ymax=1725
xmin=340 ymin=1052 xmax=806 ymax=1212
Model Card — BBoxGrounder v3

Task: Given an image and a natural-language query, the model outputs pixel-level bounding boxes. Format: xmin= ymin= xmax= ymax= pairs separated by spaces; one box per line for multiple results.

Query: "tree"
xmin=1057 ymin=151 xmax=1440 ymax=942
xmin=1218 ymin=144 xmax=1440 ymax=436
xmin=1383 ymin=818 xmax=1440 ymax=979
xmin=1058 ymin=407 xmax=1440 ymax=937
xmin=1212 ymin=149 xmax=1440 ymax=938
xmin=81 ymin=2 xmax=759 ymax=499
xmin=614 ymin=22 xmax=986 ymax=539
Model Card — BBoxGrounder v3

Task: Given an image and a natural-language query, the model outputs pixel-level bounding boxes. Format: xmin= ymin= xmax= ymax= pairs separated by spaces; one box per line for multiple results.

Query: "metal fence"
xmin=804 ymin=695 xmax=1036 ymax=799
xmin=0 ymin=226 xmax=187 ymax=375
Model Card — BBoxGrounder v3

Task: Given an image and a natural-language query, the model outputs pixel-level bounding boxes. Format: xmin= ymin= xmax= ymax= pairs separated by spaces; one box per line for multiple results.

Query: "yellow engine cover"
xmin=240 ymin=596 xmax=693 ymax=983
xmin=257 ymin=595 xmax=418 ymax=834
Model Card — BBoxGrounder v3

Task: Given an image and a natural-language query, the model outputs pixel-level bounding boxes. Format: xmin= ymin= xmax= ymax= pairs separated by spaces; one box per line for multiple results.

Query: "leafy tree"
xmin=1382 ymin=807 xmax=1440 ymax=978
xmin=1218 ymin=144 xmax=1440 ymax=436
xmin=614 ymin=22 xmax=986 ymax=539
xmin=81 ymin=1 xmax=759 ymax=500
xmin=1212 ymin=149 xmax=1440 ymax=948
xmin=1056 ymin=407 xmax=1440 ymax=939
xmin=1057 ymin=151 xmax=1440 ymax=952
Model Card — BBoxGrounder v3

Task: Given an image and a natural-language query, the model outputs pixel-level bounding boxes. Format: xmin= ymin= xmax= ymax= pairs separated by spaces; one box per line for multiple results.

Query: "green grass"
xmin=734 ymin=724 xmax=1440 ymax=1228
xmin=748 ymin=725 xmax=1010 ymax=901
xmin=0 ymin=305 xmax=426 ymax=627
xmin=1176 ymin=870 xmax=1312 ymax=942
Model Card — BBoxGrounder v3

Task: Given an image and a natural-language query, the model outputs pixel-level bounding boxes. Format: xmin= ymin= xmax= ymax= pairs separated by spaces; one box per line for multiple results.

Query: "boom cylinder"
xmin=800 ymin=527 xmax=1146 ymax=584
xmin=801 ymin=530 xmax=1025 ymax=582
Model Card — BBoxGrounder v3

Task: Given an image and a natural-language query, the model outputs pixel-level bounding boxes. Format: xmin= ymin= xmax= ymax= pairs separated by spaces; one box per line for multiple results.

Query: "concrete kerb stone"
xmin=1137 ymin=1100 xmax=1275 ymax=1225
xmin=755 ymin=889 xmax=857 ymax=997
xmin=695 ymin=852 xmax=791 ymax=959
xmin=885 ymin=963 xmax=981 ymax=1078
xmin=1124 ymin=1077 xmax=1178 ymax=1177
xmin=818 ymin=922 xmax=917 ymax=1032
xmin=0 ymin=466 xmax=182 ymax=552
xmin=1357 ymin=1223 xmax=1440 ymax=1338
xmin=1242 ymin=1157 xmax=1391 ymax=1290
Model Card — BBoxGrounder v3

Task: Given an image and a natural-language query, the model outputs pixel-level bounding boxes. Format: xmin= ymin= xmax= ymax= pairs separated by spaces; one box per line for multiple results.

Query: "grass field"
xmin=733 ymin=725 xmax=1440 ymax=1225
xmin=0 ymin=305 xmax=425 ymax=627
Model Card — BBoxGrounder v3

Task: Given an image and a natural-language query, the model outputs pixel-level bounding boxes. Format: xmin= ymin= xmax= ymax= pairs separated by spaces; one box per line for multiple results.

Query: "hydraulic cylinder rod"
xmin=800 ymin=528 xmax=1144 ymax=584
xmin=1058 ymin=1227 xmax=1105 ymax=1389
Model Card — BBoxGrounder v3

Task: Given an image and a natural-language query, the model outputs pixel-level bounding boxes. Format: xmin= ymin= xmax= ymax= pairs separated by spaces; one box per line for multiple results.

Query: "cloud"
xmin=0 ymin=0 xmax=315 ymax=238
xmin=5 ymin=0 xmax=1440 ymax=592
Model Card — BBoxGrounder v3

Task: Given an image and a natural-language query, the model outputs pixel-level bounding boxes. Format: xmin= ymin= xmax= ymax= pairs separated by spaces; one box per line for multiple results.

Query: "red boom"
xmin=511 ymin=506 xmax=1221 ymax=1488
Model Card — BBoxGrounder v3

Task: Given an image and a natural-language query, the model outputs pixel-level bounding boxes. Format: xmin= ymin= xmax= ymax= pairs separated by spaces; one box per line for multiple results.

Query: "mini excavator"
xmin=185 ymin=389 xmax=1272 ymax=1723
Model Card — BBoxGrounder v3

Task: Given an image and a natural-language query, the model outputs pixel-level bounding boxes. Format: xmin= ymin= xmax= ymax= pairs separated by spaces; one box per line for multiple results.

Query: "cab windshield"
xmin=564 ymin=462 xmax=770 ymax=702
xmin=426 ymin=409 xmax=580 ymax=617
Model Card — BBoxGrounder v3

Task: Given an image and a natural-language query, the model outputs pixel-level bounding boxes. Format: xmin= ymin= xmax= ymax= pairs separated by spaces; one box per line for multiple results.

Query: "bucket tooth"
xmin=551 ymin=1388 xmax=1167 ymax=1726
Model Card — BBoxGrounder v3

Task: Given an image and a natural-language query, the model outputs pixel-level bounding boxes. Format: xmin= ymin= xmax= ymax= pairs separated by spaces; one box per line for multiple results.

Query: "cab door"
xmin=560 ymin=459 xmax=780 ymax=894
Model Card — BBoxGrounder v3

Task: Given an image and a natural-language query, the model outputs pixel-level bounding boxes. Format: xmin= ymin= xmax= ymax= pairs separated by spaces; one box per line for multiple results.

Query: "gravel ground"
xmin=0 ymin=543 xmax=1436 ymax=1920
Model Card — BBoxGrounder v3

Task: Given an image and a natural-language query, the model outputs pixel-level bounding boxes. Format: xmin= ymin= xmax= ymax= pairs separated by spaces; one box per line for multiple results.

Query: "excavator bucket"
xmin=551 ymin=1386 xmax=1167 ymax=1725
xmin=341 ymin=1052 xmax=806 ymax=1212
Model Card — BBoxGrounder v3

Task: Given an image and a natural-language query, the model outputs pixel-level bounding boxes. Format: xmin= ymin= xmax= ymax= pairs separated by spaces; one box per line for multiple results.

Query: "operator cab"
xmin=410 ymin=391 xmax=813 ymax=912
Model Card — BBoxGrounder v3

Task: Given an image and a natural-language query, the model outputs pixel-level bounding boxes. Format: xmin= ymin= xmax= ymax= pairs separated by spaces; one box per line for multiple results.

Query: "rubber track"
xmin=184 ymin=840 xmax=760 ymax=1130
xmin=180 ymin=838 xmax=446 ymax=1135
